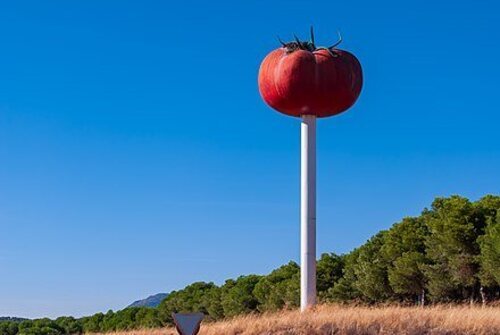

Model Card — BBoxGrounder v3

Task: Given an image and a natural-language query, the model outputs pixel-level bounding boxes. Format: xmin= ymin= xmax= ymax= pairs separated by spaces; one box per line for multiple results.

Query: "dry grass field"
xmin=94 ymin=304 xmax=500 ymax=335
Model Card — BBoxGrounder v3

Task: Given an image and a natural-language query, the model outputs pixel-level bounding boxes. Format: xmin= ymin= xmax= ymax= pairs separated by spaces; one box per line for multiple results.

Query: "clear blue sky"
xmin=0 ymin=0 xmax=498 ymax=319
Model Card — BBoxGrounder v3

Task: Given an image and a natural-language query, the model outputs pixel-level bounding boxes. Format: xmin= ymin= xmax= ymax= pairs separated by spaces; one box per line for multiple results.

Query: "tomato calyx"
xmin=278 ymin=27 xmax=343 ymax=57
xmin=280 ymin=40 xmax=315 ymax=53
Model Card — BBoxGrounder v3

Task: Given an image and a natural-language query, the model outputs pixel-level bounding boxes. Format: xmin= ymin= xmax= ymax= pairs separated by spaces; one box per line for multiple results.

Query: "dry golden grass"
xmin=96 ymin=304 xmax=500 ymax=335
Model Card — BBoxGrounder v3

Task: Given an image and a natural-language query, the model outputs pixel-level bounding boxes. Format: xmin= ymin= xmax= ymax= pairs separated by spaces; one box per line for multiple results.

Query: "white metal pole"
xmin=300 ymin=114 xmax=316 ymax=311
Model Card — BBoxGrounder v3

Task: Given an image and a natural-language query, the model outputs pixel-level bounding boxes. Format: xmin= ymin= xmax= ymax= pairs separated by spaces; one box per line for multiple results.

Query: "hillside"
xmin=127 ymin=294 xmax=168 ymax=308
xmin=93 ymin=304 xmax=500 ymax=335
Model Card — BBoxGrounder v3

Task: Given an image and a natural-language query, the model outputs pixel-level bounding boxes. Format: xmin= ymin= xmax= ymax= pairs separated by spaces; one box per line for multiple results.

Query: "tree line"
xmin=1 ymin=195 xmax=498 ymax=335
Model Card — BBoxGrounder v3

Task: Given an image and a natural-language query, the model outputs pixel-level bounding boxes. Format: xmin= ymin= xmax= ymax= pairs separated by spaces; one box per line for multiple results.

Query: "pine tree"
xmin=424 ymin=196 xmax=483 ymax=302
xmin=220 ymin=275 xmax=261 ymax=317
xmin=381 ymin=217 xmax=429 ymax=304
xmin=316 ymin=253 xmax=344 ymax=301
xmin=352 ymin=232 xmax=392 ymax=301
xmin=476 ymin=195 xmax=500 ymax=303
xmin=253 ymin=262 xmax=300 ymax=311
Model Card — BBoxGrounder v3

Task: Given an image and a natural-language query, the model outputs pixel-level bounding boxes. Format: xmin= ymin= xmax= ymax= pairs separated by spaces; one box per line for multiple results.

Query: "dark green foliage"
xmin=253 ymin=262 xmax=300 ymax=311
xmin=16 ymin=319 xmax=64 ymax=335
xmin=327 ymin=248 xmax=362 ymax=301
xmin=0 ymin=322 xmax=19 ymax=335
xmin=80 ymin=312 xmax=103 ymax=333
xmin=220 ymin=275 xmax=262 ymax=317
xmin=325 ymin=195 xmax=499 ymax=305
xmin=476 ymin=195 xmax=500 ymax=297
xmin=1 ymin=194 xmax=498 ymax=335
xmin=0 ymin=307 xmax=165 ymax=335
xmin=479 ymin=218 xmax=500 ymax=284
xmin=134 ymin=308 xmax=163 ymax=329
xmin=382 ymin=217 xmax=428 ymax=261
xmin=158 ymin=282 xmax=222 ymax=323
xmin=423 ymin=196 xmax=484 ymax=301
xmin=388 ymin=251 xmax=427 ymax=302
xmin=351 ymin=232 xmax=392 ymax=301
xmin=53 ymin=318 xmax=81 ymax=335
xmin=382 ymin=217 xmax=429 ymax=303
xmin=316 ymin=253 xmax=344 ymax=301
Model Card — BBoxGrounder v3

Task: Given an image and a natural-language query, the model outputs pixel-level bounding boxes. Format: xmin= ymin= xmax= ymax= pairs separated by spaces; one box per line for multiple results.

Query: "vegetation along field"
xmin=1 ymin=194 xmax=499 ymax=335
xmin=96 ymin=304 xmax=500 ymax=335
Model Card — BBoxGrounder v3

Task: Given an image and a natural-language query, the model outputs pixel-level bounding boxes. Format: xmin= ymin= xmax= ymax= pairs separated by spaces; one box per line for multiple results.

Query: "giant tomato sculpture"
xmin=258 ymin=30 xmax=363 ymax=117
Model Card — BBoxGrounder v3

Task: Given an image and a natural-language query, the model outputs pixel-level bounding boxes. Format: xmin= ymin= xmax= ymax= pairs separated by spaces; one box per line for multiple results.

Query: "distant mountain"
xmin=0 ymin=317 xmax=28 ymax=322
xmin=127 ymin=293 xmax=168 ymax=308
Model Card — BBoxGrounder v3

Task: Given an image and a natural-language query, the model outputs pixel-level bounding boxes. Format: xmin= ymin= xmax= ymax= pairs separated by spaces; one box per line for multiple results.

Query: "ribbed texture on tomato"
xmin=258 ymin=48 xmax=363 ymax=118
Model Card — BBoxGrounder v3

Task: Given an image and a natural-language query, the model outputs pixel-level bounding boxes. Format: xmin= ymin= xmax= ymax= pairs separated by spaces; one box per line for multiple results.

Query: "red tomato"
xmin=258 ymin=38 xmax=363 ymax=118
